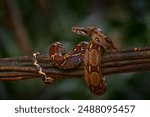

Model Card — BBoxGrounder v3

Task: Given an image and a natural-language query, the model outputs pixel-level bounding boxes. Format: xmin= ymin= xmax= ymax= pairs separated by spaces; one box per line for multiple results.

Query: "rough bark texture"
xmin=0 ymin=47 xmax=150 ymax=83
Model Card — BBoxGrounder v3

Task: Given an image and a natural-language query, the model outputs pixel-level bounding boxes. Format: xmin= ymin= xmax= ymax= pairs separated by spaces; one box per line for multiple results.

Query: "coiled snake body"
xmin=49 ymin=26 xmax=116 ymax=95
xmin=49 ymin=41 xmax=88 ymax=69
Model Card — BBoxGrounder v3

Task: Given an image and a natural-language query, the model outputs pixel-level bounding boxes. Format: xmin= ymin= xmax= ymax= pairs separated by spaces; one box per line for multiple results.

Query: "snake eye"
xmin=105 ymin=37 xmax=112 ymax=44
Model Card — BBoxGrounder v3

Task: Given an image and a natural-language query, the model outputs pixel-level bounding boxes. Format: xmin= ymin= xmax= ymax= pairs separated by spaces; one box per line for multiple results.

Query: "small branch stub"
xmin=32 ymin=52 xmax=53 ymax=84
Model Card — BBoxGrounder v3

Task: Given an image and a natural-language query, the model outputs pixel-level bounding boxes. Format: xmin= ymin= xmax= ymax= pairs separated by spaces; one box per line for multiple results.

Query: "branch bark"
xmin=0 ymin=47 xmax=150 ymax=83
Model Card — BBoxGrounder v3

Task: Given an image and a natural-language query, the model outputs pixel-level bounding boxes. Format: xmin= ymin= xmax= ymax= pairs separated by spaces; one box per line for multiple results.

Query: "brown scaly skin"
xmin=49 ymin=41 xmax=88 ymax=69
xmin=72 ymin=26 xmax=116 ymax=95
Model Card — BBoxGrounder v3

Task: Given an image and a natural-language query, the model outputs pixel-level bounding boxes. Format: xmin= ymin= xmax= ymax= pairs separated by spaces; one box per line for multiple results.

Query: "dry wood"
xmin=0 ymin=47 xmax=150 ymax=83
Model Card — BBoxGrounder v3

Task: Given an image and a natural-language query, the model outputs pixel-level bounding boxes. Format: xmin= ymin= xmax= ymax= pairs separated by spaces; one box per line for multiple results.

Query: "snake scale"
xmin=33 ymin=26 xmax=116 ymax=95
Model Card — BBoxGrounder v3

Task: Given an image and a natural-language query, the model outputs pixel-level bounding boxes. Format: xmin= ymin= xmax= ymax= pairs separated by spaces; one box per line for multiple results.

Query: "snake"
xmin=49 ymin=41 xmax=88 ymax=69
xmin=72 ymin=26 xmax=116 ymax=95
xmin=49 ymin=26 xmax=116 ymax=95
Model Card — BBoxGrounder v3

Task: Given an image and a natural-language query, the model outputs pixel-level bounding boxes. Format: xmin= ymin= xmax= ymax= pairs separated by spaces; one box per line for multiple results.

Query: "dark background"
xmin=0 ymin=0 xmax=150 ymax=99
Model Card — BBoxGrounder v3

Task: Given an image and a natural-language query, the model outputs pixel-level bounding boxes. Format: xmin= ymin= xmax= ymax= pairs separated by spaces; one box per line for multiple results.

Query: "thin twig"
xmin=0 ymin=47 xmax=150 ymax=83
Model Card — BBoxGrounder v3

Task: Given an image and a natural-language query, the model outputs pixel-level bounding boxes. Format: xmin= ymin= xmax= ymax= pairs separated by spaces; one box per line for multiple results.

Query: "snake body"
xmin=72 ymin=26 xmax=116 ymax=95
xmin=49 ymin=26 xmax=116 ymax=95
xmin=49 ymin=41 xmax=88 ymax=69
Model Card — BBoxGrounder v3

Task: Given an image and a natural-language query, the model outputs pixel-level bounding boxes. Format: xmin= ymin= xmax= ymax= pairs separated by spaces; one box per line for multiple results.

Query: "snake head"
xmin=72 ymin=26 xmax=102 ymax=36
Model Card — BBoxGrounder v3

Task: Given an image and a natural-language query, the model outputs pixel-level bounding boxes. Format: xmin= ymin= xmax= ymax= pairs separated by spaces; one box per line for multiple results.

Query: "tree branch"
xmin=0 ymin=47 xmax=150 ymax=83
